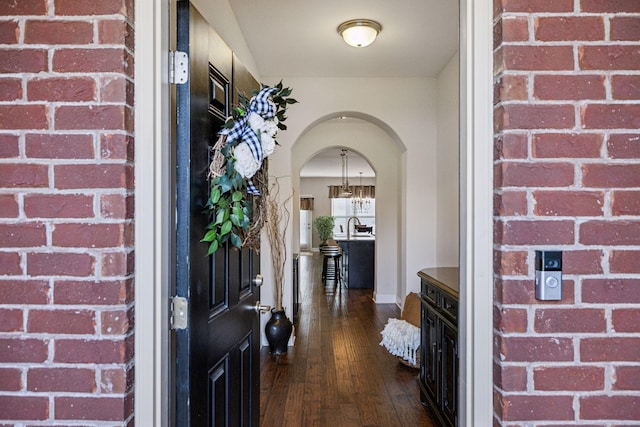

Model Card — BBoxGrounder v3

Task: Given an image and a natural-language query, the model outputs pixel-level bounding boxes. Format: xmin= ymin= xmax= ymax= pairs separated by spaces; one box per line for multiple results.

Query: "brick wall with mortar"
xmin=0 ymin=0 xmax=134 ymax=424
xmin=494 ymin=0 xmax=640 ymax=424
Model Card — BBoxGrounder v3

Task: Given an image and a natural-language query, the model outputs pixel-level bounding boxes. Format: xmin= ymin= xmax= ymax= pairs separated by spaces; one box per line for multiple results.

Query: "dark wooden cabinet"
xmin=418 ymin=268 xmax=459 ymax=427
xmin=336 ymin=239 xmax=374 ymax=289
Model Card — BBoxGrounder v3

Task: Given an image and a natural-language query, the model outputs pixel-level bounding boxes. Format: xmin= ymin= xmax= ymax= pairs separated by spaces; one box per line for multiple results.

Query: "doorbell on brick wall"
xmin=535 ymin=250 xmax=562 ymax=301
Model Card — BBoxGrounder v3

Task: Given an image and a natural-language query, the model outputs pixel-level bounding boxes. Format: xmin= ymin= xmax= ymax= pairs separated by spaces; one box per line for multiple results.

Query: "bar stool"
xmin=320 ymin=245 xmax=342 ymax=287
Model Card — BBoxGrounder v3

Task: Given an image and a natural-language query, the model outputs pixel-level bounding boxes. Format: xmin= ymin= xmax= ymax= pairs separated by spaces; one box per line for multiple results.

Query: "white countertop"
xmin=334 ymin=234 xmax=375 ymax=241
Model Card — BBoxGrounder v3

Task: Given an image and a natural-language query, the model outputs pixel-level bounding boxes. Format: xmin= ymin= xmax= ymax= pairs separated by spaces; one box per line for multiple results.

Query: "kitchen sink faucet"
xmin=347 ymin=216 xmax=361 ymax=240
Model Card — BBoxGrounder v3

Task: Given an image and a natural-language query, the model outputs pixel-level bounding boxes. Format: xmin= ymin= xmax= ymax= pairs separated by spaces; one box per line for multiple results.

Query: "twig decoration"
xmin=265 ymin=176 xmax=293 ymax=311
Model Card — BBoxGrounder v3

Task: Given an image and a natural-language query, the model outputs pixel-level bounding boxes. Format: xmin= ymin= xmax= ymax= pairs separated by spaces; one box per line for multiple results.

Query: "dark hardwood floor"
xmin=260 ymin=253 xmax=435 ymax=427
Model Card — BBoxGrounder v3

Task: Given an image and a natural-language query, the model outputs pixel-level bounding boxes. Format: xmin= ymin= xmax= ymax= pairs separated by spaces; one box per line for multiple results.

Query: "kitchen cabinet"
xmin=418 ymin=267 xmax=459 ymax=427
xmin=336 ymin=239 xmax=374 ymax=289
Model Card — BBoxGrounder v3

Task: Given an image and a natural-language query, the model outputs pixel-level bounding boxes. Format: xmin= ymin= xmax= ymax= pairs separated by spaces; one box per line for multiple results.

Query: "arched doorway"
xmin=292 ymin=115 xmax=403 ymax=302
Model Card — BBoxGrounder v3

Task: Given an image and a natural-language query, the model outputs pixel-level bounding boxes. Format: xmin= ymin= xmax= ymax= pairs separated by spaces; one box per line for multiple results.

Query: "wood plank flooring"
xmin=260 ymin=253 xmax=436 ymax=427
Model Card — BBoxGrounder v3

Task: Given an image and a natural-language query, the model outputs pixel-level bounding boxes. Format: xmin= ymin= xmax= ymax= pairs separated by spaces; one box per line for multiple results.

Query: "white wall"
xmin=436 ymin=54 xmax=460 ymax=267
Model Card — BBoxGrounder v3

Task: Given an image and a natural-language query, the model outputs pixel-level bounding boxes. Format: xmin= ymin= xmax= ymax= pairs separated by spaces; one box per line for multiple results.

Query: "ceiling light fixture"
xmin=352 ymin=172 xmax=371 ymax=213
xmin=339 ymin=148 xmax=352 ymax=197
xmin=337 ymin=19 xmax=382 ymax=48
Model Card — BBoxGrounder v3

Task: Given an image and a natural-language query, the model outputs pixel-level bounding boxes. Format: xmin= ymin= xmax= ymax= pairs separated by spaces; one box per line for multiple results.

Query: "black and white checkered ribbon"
xmin=220 ymin=87 xmax=277 ymax=195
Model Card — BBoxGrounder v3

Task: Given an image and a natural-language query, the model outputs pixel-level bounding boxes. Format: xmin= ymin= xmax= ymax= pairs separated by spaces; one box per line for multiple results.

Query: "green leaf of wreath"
xmin=220 ymin=220 xmax=232 ymax=236
xmin=230 ymin=213 xmax=241 ymax=227
xmin=232 ymin=174 xmax=244 ymax=190
xmin=218 ymin=175 xmax=233 ymax=193
xmin=215 ymin=209 xmax=225 ymax=225
xmin=230 ymin=233 xmax=242 ymax=248
xmin=231 ymin=191 xmax=243 ymax=202
xmin=201 ymin=229 xmax=217 ymax=242
xmin=207 ymin=240 xmax=219 ymax=256
xmin=210 ymin=187 xmax=221 ymax=204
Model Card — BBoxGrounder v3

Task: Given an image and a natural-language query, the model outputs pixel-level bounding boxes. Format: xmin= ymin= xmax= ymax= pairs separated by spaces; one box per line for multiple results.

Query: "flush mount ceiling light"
xmin=337 ymin=19 xmax=382 ymax=48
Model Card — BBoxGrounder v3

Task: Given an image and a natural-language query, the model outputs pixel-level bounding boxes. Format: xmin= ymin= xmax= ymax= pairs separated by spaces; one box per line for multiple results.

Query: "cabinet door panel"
xmin=420 ymin=300 xmax=439 ymax=402
xmin=440 ymin=320 xmax=458 ymax=427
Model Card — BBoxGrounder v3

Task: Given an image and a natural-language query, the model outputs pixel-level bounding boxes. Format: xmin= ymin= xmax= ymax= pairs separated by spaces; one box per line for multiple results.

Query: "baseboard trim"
xmin=372 ymin=292 xmax=396 ymax=304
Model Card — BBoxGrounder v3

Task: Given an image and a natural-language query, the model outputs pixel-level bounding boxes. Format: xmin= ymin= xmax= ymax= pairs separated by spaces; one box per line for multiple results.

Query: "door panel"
xmin=300 ymin=210 xmax=311 ymax=250
xmin=174 ymin=2 xmax=261 ymax=425
xmin=441 ymin=320 xmax=458 ymax=427
xmin=210 ymin=361 xmax=228 ymax=426
xmin=421 ymin=302 xmax=439 ymax=403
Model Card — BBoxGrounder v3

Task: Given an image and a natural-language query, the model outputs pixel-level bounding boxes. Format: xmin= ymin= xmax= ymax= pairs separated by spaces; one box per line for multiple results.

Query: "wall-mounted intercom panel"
xmin=535 ymin=250 xmax=562 ymax=301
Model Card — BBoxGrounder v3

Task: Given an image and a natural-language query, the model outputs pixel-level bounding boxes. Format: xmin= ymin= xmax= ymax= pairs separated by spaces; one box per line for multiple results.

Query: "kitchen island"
xmin=335 ymin=237 xmax=375 ymax=289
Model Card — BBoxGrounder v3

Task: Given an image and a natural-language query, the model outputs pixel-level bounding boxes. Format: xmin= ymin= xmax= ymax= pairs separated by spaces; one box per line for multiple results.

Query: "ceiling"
xmin=300 ymin=147 xmax=374 ymax=179
xmin=227 ymin=0 xmax=459 ymax=176
xmin=228 ymin=0 xmax=459 ymax=78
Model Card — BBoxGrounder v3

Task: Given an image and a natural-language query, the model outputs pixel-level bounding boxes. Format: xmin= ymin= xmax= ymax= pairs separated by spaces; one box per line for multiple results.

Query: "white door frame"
xmin=133 ymin=0 xmax=494 ymax=425
xmin=458 ymin=0 xmax=494 ymax=424
xmin=133 ymin=0 xmax=171 ymax=425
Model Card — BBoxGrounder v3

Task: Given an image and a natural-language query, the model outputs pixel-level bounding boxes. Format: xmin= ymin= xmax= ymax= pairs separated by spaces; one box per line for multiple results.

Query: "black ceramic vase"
xmin=265 ymin=309 xmax=293 ymax=354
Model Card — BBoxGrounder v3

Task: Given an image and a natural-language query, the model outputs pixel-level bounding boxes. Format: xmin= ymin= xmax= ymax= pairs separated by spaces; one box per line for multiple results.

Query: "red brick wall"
xmin=0 ymin=0 xmax=135 ymax=424
xmin=494 ymin=0 xmax=640 ymax=424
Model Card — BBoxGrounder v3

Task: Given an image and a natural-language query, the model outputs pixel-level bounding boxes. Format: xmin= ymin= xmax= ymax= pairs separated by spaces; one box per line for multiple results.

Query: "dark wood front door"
xmin=174 ymin=2 xmax=261 ymax=425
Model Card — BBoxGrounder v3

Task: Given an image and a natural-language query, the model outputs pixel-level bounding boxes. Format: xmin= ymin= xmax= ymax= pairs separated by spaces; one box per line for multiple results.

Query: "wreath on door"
xmin=201 ymin=82 xmax=297 ymax=254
